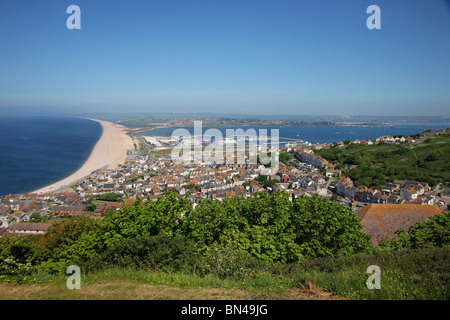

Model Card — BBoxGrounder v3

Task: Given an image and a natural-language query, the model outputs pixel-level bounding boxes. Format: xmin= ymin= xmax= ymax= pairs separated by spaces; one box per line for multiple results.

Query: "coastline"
xmin=32 ymin=118 xmax=135 ymax=195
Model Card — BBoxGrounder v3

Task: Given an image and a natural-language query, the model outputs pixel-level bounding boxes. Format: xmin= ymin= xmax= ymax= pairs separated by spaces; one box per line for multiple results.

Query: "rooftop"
xmin=9 ymin=223 xmax=52 ymax=232
xmin=358 ymin=204 xmax=444 ymax=246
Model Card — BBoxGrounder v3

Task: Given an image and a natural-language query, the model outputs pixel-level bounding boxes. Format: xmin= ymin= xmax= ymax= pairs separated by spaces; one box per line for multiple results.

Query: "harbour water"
xmin=137 ymin=123 xmax=449 ymax=145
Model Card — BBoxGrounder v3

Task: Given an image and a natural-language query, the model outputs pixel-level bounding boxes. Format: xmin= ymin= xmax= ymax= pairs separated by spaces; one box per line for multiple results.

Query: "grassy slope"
xmin=317 ymin=132 xmax=450 ymax=187
xmin=1 ymin=247 xmax=448 ymax=300
xmin=0 ymin=269 xmax=343 ymax=300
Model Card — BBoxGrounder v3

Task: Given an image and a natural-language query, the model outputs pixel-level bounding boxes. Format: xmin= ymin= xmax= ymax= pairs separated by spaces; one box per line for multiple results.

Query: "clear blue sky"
xmin=0 ymin=0 xmax=449 ymax=116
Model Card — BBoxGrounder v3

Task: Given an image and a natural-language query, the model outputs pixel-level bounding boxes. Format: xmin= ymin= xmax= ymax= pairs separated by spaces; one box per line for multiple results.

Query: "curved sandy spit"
xmin=32 ymin=118 xmax=134 ymax=195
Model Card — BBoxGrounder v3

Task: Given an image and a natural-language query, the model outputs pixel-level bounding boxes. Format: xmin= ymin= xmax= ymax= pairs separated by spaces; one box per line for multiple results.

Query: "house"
xmin=325 ymin=169 xmax=341 ymax=178
xmin=440 ymin=188 xmax=450 ymax=198
xmin=288 ymin=190 xmax=303 ymax=201
xmin=94 ymin=202 xmax=123 ymax=215
xmin=294 ymin=149 xmax=331 ymax=169
xmin=421 ymin=195 xmax=435 ymax=205
xmin=354 ymin=187 xmax=377 ymax=203
xmin=358 ymin=204 xmax=444 ymax=246
xmin=8 ymin=223 xmax=52 ymax=237
xmin=336 ymin=177 xmax=355 ymax=199
xmin=401 ymin=187 xmax=418 ymax=200
xmin=100 ymin=183 xmax=115 ymax=191
xmin=51 ymin=205 xmax=85 ymax=215
xmin=372 ymin=191 xmax=388 ymax=204
xmin=0 ymin=206 xmax=10 ymax=215
xmin=3 ymin=211 xmax=29 ymax=227
xmin=382 ymin=182 xmax=400 ymax=193
xmin=387 ymin=194 xmax=402 ymax=204
xmin=272 ymin=183 xmax=290 ymax=192
xmin=122 ymin=198 xmax=138 ymax=206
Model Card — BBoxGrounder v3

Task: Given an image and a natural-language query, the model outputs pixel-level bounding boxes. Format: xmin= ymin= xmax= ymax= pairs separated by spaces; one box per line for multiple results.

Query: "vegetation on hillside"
xmin=0 ymin=191 xmax=448 ymax=299
xmin=315 ymin=131 xmax=450 ymax=189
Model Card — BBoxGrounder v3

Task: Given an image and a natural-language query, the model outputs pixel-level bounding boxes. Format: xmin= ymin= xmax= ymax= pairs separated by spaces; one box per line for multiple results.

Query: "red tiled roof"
xmin=358 ymin=204 xmax=444 ymax=246
xmin=123 ymin=198 xmax=137 ymax=206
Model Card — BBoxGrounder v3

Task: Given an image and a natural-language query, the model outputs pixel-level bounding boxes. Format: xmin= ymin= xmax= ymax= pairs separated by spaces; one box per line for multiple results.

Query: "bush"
xmin=83 ymin=234 xmax=199 ymax=273
xmin=198 ymin=244 xmax=270 ymax=279
xmin=33 ymin=215 xmax=102 ymax=271
xmin=381 ymin=212 xmax=450 ymax=250
xmin=0 ymin=236 xmax=37 ymax=264
xmin=0 ymin=236 xmax=38 ymax=283
xmin=0 ymin=257 xmax=35 ymax=284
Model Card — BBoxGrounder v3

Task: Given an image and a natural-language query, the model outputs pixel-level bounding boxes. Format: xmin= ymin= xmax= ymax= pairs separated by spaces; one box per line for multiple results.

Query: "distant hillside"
xmin=72 ymin=112 xmax=450 ymax=125
xmin=315 ymin=130 xmax=450 ymax=188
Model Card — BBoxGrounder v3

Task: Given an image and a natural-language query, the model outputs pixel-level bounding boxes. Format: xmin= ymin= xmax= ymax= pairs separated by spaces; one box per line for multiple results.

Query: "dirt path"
xmin=0 ymin=280 xmax=345 ymax=300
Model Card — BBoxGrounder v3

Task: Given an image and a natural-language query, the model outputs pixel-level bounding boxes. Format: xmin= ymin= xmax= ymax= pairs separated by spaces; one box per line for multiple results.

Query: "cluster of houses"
xmin=331 ymin=135 xmax=417 ymax=147
xmin=293 ymin=148 xmax=331 ymax=169
xmin=1 ymin=130 xmax=448 ymax=245
xmin=0 ymin=147 xmax=335 ymax=234
xmin=335 ymin=177 xmax=440 ymax=205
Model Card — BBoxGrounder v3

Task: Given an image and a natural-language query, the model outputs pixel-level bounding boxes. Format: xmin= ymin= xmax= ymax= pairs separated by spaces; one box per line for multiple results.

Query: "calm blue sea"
xmin=138 ymin=123 xmax=450 ymax=145
xmin=0 ymin=116 xmax=102 ymax=196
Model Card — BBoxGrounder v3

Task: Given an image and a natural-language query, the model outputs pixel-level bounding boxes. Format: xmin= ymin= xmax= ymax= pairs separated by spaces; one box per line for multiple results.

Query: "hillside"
xmin=315 ymin=130 xmax=450 ymax=189
xmin=1 ymin=191 xmax=449 ymax=302
xmin=0 ymin=247 xmax=448 ymax=300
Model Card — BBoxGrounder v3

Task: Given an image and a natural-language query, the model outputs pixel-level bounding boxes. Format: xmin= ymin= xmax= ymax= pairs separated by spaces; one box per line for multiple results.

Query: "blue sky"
xmin=0 ymin=0 xmax=449 ymax=116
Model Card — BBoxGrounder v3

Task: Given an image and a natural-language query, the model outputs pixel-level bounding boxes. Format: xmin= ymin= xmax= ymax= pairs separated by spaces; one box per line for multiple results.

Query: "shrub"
xmin=0 ymin=236 xmax=38 ymax=283
xmin=83 ymin=234 xmax=199 ymax=273
xmin=382 ymin=212 xmax=450 ymax=249
xmin=33 ymin=215 xmax=102 ymax=271
xmin=198 ymin=244 xmax=270 ymax=279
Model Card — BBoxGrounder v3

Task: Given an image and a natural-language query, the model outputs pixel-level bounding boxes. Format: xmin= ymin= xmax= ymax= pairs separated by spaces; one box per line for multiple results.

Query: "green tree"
xmin=290 ymin=194 xmax=373 ymax=258
xmin=99 ymin=192 xmax=191 ymax=248
xmin=279 ymin=152 xmax=294 ymax=166
xmin=34 ymin=216 xmax=101 ymax=272
xmin=96 ymin=193 xmax=122 ymax=202
xmin=381 ymin=213 xmax=450 ymax=249
xmin=29 ymin=212 xmax=42 ymax=222
xmin=84 ymin=203 xmax=97 ymax=212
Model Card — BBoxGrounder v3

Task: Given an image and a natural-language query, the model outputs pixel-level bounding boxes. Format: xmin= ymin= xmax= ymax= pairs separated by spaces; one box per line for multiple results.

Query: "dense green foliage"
xmin=1 ymin=191 xmax=448 ymax=299
xmin=256 ymin=175 xmax=278 ymax=188
xmin=84 ymin=234 xmax=199 ymax=273
xmin=279 ymin=152 xmax=294 ymax=166
xmin=0 ymin=236 xmax=37 ymax=283
xmin=90 ymin=192 xmax=122 ymax=202
xmin=315 ymin=132 xmax=450 ymax=188
xmin=1 ymin=192 xmax=373 ymax=273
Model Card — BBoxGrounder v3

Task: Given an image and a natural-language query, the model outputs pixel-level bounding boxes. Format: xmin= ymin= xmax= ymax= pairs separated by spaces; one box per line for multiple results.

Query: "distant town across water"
xmin=137 ymin=123 xmax=450 ymax=145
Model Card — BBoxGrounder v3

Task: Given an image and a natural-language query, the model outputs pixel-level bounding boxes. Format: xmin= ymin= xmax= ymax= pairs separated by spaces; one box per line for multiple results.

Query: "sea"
xmin=0 ymin=116 xmax=102 ymax=196
xmin=0 ymin=116 xmax=448 ymax=196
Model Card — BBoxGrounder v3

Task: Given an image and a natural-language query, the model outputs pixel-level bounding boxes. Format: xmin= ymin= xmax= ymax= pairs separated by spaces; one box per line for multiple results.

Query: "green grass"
xmin=4 ymin=247 xmax=448 ymax=300
xmin=288 ymin=246 xmax=449 ymax=300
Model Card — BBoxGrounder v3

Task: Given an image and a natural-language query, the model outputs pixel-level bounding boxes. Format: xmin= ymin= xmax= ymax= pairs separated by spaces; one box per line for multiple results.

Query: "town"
xmin=1 ymin=128 xmax=448 ymax=239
